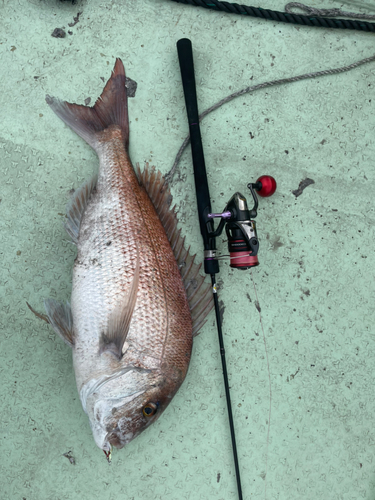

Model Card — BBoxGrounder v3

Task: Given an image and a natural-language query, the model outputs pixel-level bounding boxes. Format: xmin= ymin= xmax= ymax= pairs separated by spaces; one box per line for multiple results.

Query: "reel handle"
xmin=252 ymin=175 xmax=277 ymax=197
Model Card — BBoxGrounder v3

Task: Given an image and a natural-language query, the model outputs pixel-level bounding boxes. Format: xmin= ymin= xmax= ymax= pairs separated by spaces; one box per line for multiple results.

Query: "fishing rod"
xmin=177 ymin=38 xmax=276 ymax=499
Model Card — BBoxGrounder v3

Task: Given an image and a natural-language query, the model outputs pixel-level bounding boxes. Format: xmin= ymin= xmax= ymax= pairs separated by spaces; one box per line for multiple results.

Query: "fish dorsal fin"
xmin=65 ymin=175 xmax=97 ymax=244
xmin=136 ymin=163 xmax=213 ymax=336
xmin=100 ymin=250 xmax=140 ymax=359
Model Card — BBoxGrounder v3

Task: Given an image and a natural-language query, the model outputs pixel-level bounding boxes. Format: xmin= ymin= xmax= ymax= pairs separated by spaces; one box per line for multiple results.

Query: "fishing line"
xmin=177 ymin=36 xmax=279 ymax=500
xmin=166 ymin=52 xmax=375 ymax=182
xmin=175 ymin=35 xmax=374 ymax=500
xmin=250 ymin=269 xmax=272 ymax=499
xmin=171 ymin=4 xmax=375 ymax=499
xmin=170 ymin=0 xmax=375 ymax=32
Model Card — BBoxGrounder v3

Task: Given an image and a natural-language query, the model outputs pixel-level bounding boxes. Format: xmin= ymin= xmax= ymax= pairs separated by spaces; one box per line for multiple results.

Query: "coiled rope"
xmin=170 ymin=0 xmax=375 ymax=32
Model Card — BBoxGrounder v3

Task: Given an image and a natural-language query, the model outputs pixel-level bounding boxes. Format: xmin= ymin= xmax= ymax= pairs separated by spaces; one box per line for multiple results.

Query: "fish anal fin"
xmin=43 ymin=299 xmax=74 ymax=347
xmin=65 ymin=175 xmax=97 ymax=243
xmin=100 ymin=251 xmax=140 ymax=359
xmin=137 ymin=163 xmax=214 ymax=336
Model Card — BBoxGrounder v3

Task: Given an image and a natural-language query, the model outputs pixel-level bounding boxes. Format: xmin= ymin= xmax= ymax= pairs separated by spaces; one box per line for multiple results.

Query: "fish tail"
xmin=46 ymin=59 xmax=129 ymax=151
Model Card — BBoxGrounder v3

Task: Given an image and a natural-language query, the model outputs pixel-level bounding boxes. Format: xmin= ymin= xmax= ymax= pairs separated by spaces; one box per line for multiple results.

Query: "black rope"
xmin=170 ymin=0 xmax=375 ymax=32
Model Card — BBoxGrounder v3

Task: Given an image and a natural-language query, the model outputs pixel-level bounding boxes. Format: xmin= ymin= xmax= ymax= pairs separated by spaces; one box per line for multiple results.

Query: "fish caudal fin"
xmin=136 ymin=164 xmax=214 ymax=336
xmin=46 ymin=59 xmax=129 ymax=151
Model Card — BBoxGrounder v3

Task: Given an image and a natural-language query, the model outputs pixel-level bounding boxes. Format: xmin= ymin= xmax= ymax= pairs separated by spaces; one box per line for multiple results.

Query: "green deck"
xmin=1 ymin=1 xmax=375 ymax=498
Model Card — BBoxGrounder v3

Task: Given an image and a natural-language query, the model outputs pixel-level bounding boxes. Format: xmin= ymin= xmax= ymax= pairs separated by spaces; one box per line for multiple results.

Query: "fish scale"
xmin=73 ymin=135 xmax=189 ymax=386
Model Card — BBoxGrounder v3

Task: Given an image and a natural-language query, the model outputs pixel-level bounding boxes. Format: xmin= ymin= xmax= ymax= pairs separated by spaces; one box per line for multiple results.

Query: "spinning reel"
xmin=207 ymin=175 xmax=277 ymax=270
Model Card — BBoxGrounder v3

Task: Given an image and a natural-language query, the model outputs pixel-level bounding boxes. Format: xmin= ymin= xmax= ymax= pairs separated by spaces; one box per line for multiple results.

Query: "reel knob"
xmin=254 ymin=175 xmax=277 ymax=197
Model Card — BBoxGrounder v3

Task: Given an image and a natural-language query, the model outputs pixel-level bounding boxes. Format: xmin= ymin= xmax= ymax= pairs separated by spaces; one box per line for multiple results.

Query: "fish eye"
xmin=142 ymin=402 xmax=158 ymax=418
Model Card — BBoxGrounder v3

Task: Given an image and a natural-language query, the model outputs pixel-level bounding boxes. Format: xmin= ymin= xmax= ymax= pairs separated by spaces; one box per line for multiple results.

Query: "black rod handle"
xmin=176 ymin=38 xmax=200 ymax=126
xmin=177 ymin=38 xmax=219 ymax=275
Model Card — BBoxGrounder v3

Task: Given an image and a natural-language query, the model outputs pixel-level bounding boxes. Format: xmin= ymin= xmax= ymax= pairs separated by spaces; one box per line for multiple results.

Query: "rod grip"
xmin=177 ymin=38 xmax=200 ymax=126
xmin=177 ymin=38 xmax=219 ymax=278
xmin=177 ymin=39 xmax=219 ymax=274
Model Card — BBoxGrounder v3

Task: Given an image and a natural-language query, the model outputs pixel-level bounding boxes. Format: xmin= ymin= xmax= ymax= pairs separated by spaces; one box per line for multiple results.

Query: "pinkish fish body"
xmin=36 ymin=60 xmax=212 ymax=456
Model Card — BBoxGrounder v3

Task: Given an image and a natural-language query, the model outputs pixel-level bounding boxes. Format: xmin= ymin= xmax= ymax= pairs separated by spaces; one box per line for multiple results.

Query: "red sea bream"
xmin=33 ymin=59 xmax=212 ymax=458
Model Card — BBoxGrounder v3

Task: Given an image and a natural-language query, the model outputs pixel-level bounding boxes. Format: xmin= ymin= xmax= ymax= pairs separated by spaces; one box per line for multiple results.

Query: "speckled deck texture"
xmin=1 ymin=1 xmax=375 ymax=499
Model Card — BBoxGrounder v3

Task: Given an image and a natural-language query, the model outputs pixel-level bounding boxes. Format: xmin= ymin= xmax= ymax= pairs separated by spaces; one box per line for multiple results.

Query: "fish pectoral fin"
xmin=100 ymin=250 xmax=140 ymax=360
xmin=43 ymin=299 xmax=74 ymax=347
xmin=65 ymin=175 xmax=97 ymax=244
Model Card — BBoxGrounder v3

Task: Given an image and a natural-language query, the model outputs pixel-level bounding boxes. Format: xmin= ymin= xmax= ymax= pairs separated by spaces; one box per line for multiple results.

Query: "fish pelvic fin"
xmin=46 ymin=59 xmax=129 ymax=152
xmin=99 ymin=249 xmax=140 ymax=359
xmin=65 ymin=175 xmax=97 ymax=243
xmin=136 ymin=163 xmax=214 ymax=337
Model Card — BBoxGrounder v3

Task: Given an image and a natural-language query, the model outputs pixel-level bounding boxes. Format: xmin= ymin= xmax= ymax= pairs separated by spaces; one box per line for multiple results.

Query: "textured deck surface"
xmin=1 ymin=1 xmax=375 ymax=499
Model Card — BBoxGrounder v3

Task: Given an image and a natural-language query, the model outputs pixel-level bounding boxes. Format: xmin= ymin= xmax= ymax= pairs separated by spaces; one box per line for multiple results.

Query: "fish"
xmin=29 ymin=59 xmax=213 ymax=457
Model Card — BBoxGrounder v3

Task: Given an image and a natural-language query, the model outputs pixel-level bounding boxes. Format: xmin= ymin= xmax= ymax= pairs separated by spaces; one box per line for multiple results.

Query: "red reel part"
xmin=229 ymin=250 xmax=259 ymax=269
xmin=255 ymin=175 xmax=277 ymax=197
